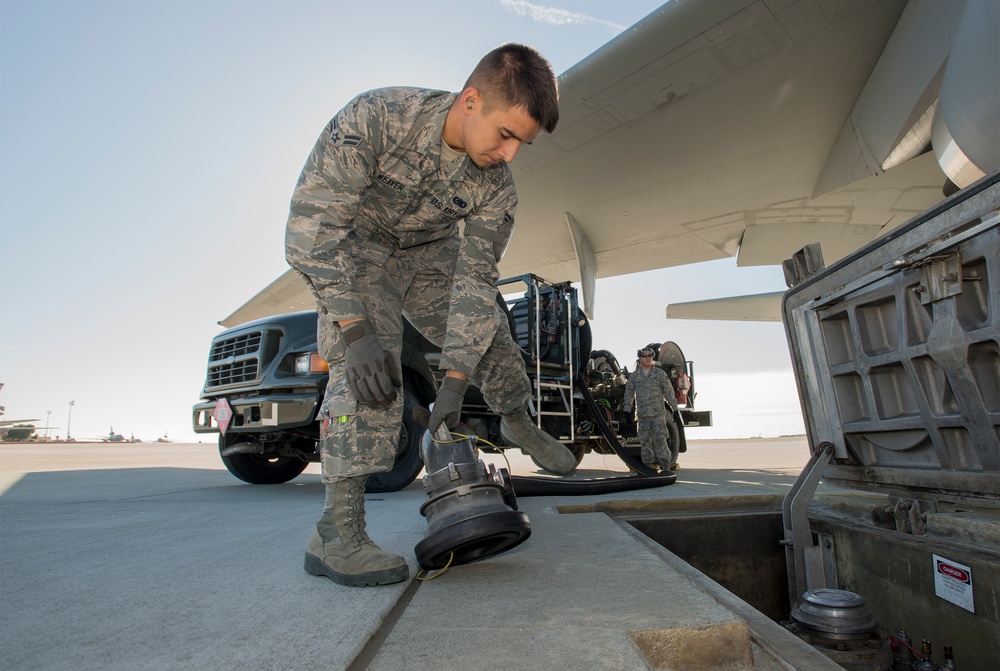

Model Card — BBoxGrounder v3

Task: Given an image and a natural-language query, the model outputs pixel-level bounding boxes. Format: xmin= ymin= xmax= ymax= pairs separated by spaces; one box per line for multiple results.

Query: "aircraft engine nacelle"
xmin=933 ymin=0 xmax=1000 ymax=188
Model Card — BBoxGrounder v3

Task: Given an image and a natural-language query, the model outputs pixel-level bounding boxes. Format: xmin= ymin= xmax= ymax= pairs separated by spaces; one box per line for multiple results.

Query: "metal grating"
xmin=206 ymin=331 xmax=263 ymax=388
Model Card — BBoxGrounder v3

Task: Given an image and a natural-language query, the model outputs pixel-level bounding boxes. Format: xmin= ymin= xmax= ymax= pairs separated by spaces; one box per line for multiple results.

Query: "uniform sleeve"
xmin=623 ymin=375 xmax=636 ymax=407
xmin=437 ymin=176 xmax=517 ymax=375
xmin=284 ymin=94 xmax=384 ymax=322
xmin=661 ymin=370 xmax=679 ymax=412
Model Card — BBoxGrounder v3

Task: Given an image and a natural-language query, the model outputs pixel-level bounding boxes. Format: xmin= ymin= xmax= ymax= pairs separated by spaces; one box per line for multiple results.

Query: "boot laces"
xmin=343 ymin=478 xmax=373 ymax=546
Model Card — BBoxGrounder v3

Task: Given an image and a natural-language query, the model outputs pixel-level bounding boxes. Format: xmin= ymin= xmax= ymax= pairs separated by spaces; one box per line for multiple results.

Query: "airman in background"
xmin=623 ymin=347 xmax=679 ymax=472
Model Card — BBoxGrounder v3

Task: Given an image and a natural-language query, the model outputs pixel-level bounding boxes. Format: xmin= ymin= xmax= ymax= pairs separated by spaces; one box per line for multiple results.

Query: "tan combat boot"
xmin=304 ymin=476 xmax=409 ymax=587
xmin=500 ymin=406 xmax=578 ymax=475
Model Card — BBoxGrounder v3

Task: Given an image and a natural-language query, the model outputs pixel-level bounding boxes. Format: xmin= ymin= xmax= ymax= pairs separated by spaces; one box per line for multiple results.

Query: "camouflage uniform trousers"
xmin=637 ymin=413 xmax=676 ymax=469
xmin=316 ymin=238 xmax=531 ymax=482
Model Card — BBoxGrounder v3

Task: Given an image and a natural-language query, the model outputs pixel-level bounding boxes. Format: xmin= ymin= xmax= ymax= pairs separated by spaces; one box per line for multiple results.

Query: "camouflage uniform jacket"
xmin=624 ymin=365 xmax=678 ymax=418
xmin=285 ymin=87 xmax=518 ymax=376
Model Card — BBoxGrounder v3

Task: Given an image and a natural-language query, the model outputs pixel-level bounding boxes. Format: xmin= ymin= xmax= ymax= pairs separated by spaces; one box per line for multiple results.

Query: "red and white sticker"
xmin=214 ymin=398 xmax=233 ymax=436
xmin=933 ymin=554 xmax=974 ymax=613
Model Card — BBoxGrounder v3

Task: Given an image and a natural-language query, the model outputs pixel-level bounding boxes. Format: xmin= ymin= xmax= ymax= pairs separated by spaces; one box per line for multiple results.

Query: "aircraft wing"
xmin=221 ymin=0 xmax=997 ymax=327
xmin=0 ymin=419 xmax=40 ymax=428
xmin=220 ymin=269 xmax=313 ymax=327
xmin=666 ymin=292 xmax=784 ymax=322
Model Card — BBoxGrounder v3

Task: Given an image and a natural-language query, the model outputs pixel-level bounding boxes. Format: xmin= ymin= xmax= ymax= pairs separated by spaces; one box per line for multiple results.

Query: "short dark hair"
xmin=465 ymin=43 xmax=559 ymax=133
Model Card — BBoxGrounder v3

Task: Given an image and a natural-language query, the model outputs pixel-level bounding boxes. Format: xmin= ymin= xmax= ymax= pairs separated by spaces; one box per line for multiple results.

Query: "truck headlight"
xmin=294 ymin=353 xmax=329 ymax=375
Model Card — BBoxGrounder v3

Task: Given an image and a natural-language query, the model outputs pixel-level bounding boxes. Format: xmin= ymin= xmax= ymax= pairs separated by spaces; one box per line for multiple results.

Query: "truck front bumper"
xmin=192 ymin=393 xmax=319 ymax=434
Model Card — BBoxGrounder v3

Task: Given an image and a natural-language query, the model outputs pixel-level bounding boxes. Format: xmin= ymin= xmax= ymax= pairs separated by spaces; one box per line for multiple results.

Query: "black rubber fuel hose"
xmin=509 ymin=471 xmax=676 ymax=497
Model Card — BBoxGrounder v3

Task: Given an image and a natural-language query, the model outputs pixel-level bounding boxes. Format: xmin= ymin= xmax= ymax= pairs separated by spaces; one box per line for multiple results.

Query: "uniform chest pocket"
xmin=397 ymin=184 xmax=474 ymax=246
xmin=365 ymin=148 xmax=423 ymax=218
xmin=367 ymin=171 xmax=420 ymax=212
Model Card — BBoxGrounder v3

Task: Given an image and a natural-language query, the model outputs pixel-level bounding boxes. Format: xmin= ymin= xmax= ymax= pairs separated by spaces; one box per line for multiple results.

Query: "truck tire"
xmin=666 ymin=418 xmax=681 ymax=469
xmin=365 ymin=386 xmax=425 ymax=493
xmin=219 ymin=435 xmax=309 ymax=485
xmin=620 ymin=417 xmax=681 ymax=471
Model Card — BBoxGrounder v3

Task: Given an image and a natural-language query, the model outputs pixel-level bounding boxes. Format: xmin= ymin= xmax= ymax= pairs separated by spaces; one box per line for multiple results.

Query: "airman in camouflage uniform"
xmin=623 ymin=348 xmax=679 ymax=471
xmin=287 ymin=44 xmax=576 ymax=587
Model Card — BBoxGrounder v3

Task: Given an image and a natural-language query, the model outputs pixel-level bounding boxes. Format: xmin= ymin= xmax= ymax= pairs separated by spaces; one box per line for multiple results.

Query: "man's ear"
xmin=460 ymin=87 xmax=480 ymax=113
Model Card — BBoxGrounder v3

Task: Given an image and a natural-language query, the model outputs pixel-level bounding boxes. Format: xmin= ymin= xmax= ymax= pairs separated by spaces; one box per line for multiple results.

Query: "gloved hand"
xmin=341 ymin=319 xmax=401 ymax=406
xmin=622 ymin=402 xmax=632 ymax=414
xmin=412 ymin=376 xmax=468 ymax=433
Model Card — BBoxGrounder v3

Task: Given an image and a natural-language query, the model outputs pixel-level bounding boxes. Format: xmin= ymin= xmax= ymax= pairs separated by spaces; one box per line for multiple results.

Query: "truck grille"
xmin=207 ymin=331 xmax=263 ymax=388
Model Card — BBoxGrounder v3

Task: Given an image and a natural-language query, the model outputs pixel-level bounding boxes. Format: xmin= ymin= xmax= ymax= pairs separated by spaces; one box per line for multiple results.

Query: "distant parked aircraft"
xmin=0 ymin=418 xmax=40 ymax=428
xmin=0 ymin=384 xmax=39 ymax=427
xmin=97 ymin=427 xmax=127 ymax=443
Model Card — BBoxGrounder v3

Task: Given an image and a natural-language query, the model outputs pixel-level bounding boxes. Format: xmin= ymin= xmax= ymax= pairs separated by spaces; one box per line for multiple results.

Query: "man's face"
xmin=462 ymin=95 xmax=543 ymax=168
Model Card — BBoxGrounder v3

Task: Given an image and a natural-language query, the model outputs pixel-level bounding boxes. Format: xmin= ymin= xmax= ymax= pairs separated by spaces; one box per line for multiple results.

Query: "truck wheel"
xmin=219 ymin=435 xmax=309 ymax=485
xmin=366 ymin=387 xmax=425 ymax=493
xmin=674 ymin=408 xmax=688 ymax=454
xmin=666 ymin=419 xmax=681 ymax=469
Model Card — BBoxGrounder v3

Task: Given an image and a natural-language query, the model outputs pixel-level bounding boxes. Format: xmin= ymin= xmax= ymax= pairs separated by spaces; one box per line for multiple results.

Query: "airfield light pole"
xmin=67 ymin=400 xmax=74 ymax=441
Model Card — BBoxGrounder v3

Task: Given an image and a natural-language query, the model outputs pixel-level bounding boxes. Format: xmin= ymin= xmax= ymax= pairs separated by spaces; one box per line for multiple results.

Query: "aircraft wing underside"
xmin=221 ymin=0 xmax=997 ymax=327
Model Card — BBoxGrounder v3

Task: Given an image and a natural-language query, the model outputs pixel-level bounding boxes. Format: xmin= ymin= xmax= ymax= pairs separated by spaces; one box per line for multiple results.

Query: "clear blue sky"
xmin=0 ymin=0 xmax=802 ymax=442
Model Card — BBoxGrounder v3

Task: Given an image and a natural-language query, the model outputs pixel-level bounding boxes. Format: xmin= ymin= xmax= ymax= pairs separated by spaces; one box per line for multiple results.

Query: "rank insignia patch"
xmin=329 ymin=128 xmax=362 ymax=147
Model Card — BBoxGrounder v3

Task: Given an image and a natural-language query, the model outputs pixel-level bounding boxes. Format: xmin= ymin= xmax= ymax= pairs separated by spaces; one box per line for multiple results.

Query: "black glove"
xmin=342 ymin=319 xmax=401 ymax=406
xmin=413 ymin=376 xmax=468 ymax=433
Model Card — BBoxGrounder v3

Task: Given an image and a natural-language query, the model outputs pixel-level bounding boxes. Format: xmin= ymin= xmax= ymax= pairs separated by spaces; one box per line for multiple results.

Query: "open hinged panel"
xmin=782 ymin=170 xmax=1000 ymax=511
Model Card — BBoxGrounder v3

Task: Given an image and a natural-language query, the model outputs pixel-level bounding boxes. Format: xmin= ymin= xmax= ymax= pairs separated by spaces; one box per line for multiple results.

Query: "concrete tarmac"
xmin=1 ymin=437 xmax=839 ymax=670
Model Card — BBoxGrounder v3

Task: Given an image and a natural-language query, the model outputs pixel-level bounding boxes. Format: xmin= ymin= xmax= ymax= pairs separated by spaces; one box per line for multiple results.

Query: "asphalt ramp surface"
xmin=1 ymin=439 xmax=823 ymax=670
xmin=1 ymin=460 xmax=424 ymax=670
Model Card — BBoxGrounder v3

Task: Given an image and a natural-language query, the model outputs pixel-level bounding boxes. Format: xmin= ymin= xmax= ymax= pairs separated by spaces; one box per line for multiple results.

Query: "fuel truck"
xmin=192 ymin=273 xmax=712 ymax=491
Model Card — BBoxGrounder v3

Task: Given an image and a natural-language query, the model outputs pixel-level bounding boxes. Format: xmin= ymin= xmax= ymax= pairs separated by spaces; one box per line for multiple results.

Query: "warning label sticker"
xmin=933 ymin=554 xmax=974 ymax=613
